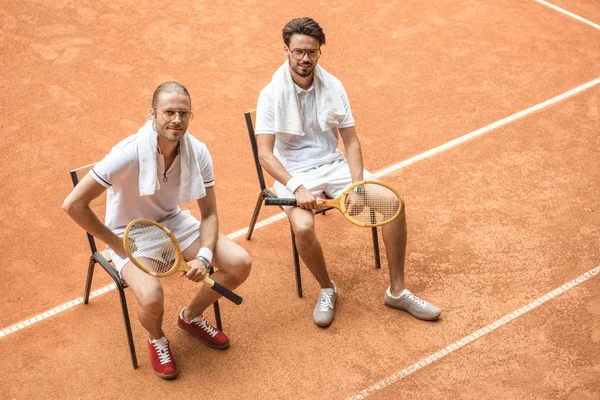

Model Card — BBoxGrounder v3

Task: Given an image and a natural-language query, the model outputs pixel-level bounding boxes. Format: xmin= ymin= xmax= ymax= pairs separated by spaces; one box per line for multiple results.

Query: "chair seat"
xmin=244 ymin=109 xmax=381 ymax=299
xmin=100 ymin=249 xmax=113 ymax=264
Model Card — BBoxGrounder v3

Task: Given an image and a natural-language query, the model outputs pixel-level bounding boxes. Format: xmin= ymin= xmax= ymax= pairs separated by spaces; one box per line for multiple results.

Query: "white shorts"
xmin=274 ymin=158 xmax=374 ymax=200
xmin=108 ymin=210 xmax=201 ymax=275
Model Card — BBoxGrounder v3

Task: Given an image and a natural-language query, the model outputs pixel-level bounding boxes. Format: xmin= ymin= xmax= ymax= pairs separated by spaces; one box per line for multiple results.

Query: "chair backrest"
xmin=244 ymin=110 xmax=335 ymax=212
xmin=69 ymin=162 xmax=106 ymax=253
xmin=70 ymin=163 xmax=107 ymax=207
xmin=245 ymin=110 xmax=268 ymax=191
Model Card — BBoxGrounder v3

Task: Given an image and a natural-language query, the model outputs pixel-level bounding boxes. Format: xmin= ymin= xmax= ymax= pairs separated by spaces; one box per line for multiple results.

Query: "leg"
xmin=287 ymin=206 xmax=337 ymax=327
xmin=286 ymin=206 xmax=334 ymax=290
xmin=121 ymin=262 xmax=165 ymax=340
xmin=382 ymin=197 xmax=407 ymax=296
xmin=177 ymin=234 xmax=251 ymax=349
xmin=382 ymin=199 xmax=441 ymax=320
xmin=182 ymin=233 xmax=252 ymax=320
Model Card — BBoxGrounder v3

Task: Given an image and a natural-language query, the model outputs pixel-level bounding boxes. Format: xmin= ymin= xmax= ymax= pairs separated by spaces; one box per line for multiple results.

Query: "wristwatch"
xmin=195 ymin=255 xmax=211 ymax=271
xmin=352 ymin=186 xmax=364 ymax=194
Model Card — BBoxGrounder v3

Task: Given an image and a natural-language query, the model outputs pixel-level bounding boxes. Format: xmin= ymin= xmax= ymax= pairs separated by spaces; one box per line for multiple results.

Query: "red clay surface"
xmin=1 ymin=0 xmax=598 ymax=398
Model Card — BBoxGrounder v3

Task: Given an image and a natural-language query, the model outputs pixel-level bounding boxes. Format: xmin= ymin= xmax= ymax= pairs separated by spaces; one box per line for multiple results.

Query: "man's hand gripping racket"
xmin=123 ymin=218 xmax=243 ymax=305
xmin=265 ymin=180 xmax=402 ymax=227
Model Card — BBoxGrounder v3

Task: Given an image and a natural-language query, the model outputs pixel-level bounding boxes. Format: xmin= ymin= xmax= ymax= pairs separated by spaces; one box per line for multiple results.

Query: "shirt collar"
xmin=157 ymin=141 xmax=181 ymax=155
xmin=294 ymin=81 xmax=315 ymax=95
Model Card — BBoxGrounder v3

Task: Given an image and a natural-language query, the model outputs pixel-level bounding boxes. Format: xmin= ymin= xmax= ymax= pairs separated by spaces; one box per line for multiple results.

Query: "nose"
xmin=301 ymin=52 xmax=311 ymax=61
xmin=172 ymin=113 xmax=182 ymax=123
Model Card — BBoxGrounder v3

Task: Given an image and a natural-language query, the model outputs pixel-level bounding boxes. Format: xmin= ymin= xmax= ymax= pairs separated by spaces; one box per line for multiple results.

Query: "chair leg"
xmin=207 ymin=266 xmax=222 ymax=331
xmin=290 ymin=227 xmax=303 ymax=298
xmin=371 ymin=227 xmax=381 ymax=269
xmin=84 ymin=256 xmax=96 ymax=304
xmin=213 ymin=301 xmax=223 ymax=331
xmin=246 ymin=192 xmax=265 ymax=240
xmin=115 ymin=282 xmax=138 ymax=369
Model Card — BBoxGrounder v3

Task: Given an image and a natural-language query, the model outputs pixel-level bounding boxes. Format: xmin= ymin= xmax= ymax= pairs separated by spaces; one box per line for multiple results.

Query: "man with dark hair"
xmin=255 ymin=18 xmax=440 ymax=327
xmin=63 ymin=82 xmax=251 ymax=379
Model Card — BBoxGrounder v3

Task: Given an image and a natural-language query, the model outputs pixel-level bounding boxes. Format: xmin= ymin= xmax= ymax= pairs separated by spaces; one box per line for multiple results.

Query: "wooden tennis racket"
xmin=265 ymin=180 xmax=402 ymax=227
xmin=123 ymin=218 xmax=242 ymax=305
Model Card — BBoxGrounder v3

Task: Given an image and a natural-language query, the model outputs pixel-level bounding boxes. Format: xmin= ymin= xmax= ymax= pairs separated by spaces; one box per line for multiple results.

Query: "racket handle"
xmin=203 ymin=277 xmax=243 ymax=305
xmin=265 ymin=198 xmax=297 ymax=206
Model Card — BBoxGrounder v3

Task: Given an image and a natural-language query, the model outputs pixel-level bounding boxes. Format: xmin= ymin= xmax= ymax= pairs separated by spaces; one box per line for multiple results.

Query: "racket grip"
xmin=203 ymin=277 xmax=243 ymax=305
xmin=265 ymin=198 xmax=297 ymax=206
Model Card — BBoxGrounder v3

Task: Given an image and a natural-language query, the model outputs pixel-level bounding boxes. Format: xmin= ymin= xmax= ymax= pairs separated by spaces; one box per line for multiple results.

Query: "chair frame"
xmin=244 ymin=110 xmax=381 ymax=298
xmin=70 ymin=164 xmax=222 ymax=369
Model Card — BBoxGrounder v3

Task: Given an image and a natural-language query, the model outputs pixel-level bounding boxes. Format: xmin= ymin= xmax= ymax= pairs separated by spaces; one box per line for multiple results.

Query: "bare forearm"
xmin=65 ymin=203 xmax=122 ymax=253
xmin=345 ymin=139 xmax=364 ymax=182
xmin=259 ymin=153 xmax=293 ymax=186
xmin=198 ymin=213 xmax=219 ymax=252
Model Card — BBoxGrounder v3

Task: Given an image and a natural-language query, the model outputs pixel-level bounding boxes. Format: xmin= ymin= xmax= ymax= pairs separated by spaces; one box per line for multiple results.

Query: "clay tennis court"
xmin=1 ymin=0 xmax=599 ymax=398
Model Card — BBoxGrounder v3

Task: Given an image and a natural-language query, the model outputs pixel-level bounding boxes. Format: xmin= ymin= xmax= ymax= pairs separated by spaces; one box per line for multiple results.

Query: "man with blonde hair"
xmin=64 ymin=82 xmax=251 ymax=379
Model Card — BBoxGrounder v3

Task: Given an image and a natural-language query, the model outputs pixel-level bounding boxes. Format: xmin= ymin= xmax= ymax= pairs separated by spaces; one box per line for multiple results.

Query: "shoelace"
xmin=319 ymin=290 xmax=335 ymax=311
xmin=404 ymin=292 xmax=428 ymax=308
xmin=152 ymin=339 xmax=172 ymax=365
xmin=192 ymin=317 xmax=218 ymax=338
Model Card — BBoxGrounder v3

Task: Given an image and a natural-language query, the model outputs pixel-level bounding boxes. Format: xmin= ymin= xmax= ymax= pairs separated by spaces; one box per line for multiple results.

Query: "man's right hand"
xmin=111 ymin=235 xmax=129 ymax=259
xmin=294 ymin=186 xmax=318 ymax=210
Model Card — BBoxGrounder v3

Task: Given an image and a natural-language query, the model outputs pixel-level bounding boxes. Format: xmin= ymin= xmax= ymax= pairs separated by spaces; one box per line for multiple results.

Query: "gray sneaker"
xmin=384 ymin=288 xmax=441 ymax=320
xmin=313 ymin=282 xmax=337 ymax=327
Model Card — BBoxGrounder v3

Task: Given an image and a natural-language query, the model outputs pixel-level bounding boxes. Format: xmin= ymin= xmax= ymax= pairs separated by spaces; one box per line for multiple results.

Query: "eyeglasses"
xmin=290 ymin=48 xmax=321 ymax=61
xmin=158 ymin=109 xmax=193 ymax=122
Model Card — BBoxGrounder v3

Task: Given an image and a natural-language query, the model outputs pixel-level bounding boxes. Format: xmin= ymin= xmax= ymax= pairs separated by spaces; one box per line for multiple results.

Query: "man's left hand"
xmin=183 ymin=259 xmax=209 ymax=282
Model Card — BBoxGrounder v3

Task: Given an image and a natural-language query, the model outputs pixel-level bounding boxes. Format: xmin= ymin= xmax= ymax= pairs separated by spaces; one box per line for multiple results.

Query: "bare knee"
xmin=292 ymin=218 xmax=317 ymax=243
xmin=137 ymin=286 xmax=164 ymax=315
xmin=233 ymin=254 xmax=252 ymax=285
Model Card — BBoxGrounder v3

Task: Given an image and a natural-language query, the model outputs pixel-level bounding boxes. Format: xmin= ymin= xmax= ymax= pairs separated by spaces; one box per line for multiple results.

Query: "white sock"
xmin=387 ymin=287 xmax=410 ymax=299
xmin=181 ymin=307 xmax=203 ymax=323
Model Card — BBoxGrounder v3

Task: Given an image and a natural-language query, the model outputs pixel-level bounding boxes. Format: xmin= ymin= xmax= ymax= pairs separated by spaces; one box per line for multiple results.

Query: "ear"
xmin=148 ymin=107 xmax=156 ymax=119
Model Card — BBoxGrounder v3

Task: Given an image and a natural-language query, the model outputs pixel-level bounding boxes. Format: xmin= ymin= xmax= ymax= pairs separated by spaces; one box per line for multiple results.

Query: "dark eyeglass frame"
xmin=290 ymin=47 xmax=321 ymax=61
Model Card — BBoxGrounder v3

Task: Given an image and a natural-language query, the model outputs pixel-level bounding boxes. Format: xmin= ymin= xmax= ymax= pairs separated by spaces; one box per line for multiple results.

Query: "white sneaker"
xmin=313 ymin=282 xmax=337 ymax=327
xmin=384 ymin=287 xmax=441 ymax=320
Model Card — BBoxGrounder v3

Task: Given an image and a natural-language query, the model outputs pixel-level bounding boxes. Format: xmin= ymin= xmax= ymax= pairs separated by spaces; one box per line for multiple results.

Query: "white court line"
xmin=1 ymin=77 xmax=598 ymax=339
xmin=0 ymin=283 xmax=116 ymax=339
xmin=347 ymin=265 xmax=600 ymax=399
xmin=374 ymin=77 xmax=600 ymax=178
xmin=535 ymin=0 xmax=600 ymax=31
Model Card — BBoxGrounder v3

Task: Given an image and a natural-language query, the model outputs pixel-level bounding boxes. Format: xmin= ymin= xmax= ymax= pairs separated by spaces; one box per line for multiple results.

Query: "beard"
xmin=289 ymin=56 xmax=315 ymax=77
xmin=154 ymin=121 xmax=187 ymax=143
xmin=294 ymin=67 xmax=313 ymax=77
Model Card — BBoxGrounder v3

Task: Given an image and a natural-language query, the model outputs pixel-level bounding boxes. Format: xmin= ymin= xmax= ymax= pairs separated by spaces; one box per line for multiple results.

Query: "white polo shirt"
xmin=91 ymin=132 xmax=215 ymax=236
xmin=255 ymin=75 xmax=355 ymax=173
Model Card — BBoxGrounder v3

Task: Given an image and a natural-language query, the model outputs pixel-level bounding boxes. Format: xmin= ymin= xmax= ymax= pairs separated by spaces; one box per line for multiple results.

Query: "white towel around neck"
xmin=137 ymin=120 xmax=206 ymax=204
xmin=272 ymin=60 xmax=347 ymax=136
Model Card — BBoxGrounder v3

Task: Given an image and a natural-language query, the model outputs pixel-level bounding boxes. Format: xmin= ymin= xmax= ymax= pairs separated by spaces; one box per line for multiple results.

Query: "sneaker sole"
xmin=154 ymin=370 xmax=178 ymax=380
xmin=384 ymin=301 xmax=441 ymax=321
xmin=177 ymin=322 xmax=231 ymax=350
xmin=314 ymin=318 xmax=334 ymax=327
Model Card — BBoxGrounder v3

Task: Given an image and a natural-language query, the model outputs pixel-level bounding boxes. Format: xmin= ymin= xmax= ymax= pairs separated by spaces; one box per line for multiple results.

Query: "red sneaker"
xmin=178 ymin=308 xmax=230 ymax=349
xmin=147 ymin=337 xmax=178 ymax=379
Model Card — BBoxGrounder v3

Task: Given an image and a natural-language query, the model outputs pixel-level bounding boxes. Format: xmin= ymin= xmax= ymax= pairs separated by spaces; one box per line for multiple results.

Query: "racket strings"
xmin=345 ymin=183 xmax=400 ymax=225
xmin=125 ymin=222 xmax=178 ymax=274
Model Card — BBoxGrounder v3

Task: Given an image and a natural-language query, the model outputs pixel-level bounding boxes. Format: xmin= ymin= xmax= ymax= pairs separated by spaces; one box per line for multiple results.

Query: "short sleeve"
xmin=197 ymin=143 xmax=215 ymax=187
xmin=254 ymin=86 xmax=276 ymax=135
xmin=91 ymin=146 xmax=133 ymax=188
xmin=336 ymin=81 xmax=355 ymax=128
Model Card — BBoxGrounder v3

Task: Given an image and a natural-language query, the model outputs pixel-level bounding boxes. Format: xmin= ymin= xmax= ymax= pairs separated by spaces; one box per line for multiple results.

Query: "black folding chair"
xmin=244 ymin=110 xmax=381 ymax=298
xmin=69 ymin=163 xmax=222 ymax=369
